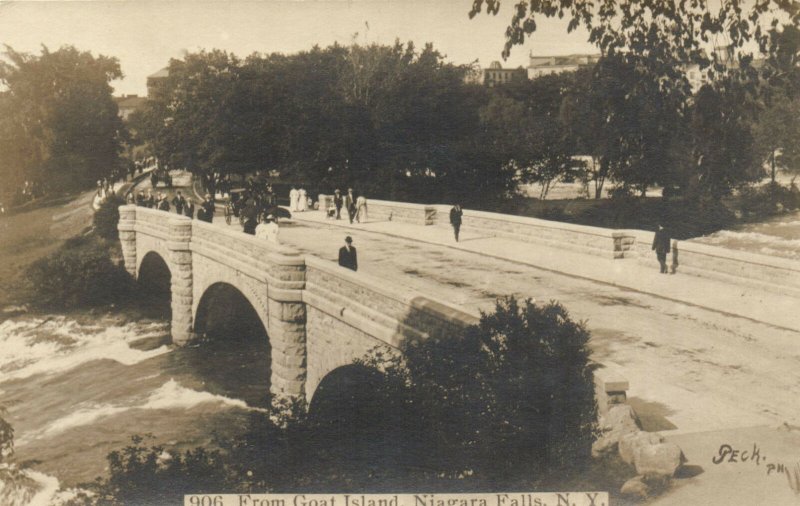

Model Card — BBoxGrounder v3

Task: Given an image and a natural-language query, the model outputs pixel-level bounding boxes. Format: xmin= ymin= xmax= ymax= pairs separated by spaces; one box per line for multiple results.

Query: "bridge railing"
xmin=304 ymin=255 xmax=479 ymax=347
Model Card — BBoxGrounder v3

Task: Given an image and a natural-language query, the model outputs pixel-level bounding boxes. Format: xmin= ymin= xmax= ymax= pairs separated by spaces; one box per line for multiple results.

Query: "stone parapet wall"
xmin=318 ymin=195 xmax=436 ymax=225
xmin=446 ymin=206 xmax=624 ymax=258
xmin=304 ymin=256 xmax=479 ymax=347
xmin=626 ymin=229 xmax=800 ymax=296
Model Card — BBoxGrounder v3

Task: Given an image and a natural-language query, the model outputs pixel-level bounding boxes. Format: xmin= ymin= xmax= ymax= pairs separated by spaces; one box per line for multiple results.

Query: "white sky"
xmin=0 ymin=0 xmax=597 ymax=96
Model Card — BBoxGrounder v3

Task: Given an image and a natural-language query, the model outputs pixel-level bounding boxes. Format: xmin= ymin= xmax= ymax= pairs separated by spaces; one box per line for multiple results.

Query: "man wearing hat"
xmin=345 ymin=188 xmax=356 ymax=224
xmin=338 ymin=236 xmax=358 ymax=272
xmin=333 ymin=189 xmax=344 ymax=220
xmin=200 ymin=193 xmax=215 ymax=223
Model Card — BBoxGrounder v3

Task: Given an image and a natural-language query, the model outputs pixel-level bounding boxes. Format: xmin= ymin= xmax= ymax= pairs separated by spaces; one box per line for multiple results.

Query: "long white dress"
xmin=298 ymin=189 xmax=308 ymax=212
xmin=355 ymin=196 xmax=367 ymax=223
xmin=289 ymin=188 xmax=299 ymax=212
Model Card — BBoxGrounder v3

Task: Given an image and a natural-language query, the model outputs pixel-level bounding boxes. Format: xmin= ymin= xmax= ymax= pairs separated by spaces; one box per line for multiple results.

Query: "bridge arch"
xmin=194 ymin=282 xmax=269 ymax=342
xmin=307 ymin=363 xmax=418 ymax=470
xmin=137 ymin=251 xmax=172 ymax=316
xmin=193 ymin=281 xmax=273 ymax=405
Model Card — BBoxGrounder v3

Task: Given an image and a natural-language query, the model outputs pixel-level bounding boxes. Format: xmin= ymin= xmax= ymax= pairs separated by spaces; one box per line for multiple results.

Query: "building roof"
xmin=114 ymin=95 xmax=148 ymax=109
xmin=147 ymin=67 xmax=170 ymax=79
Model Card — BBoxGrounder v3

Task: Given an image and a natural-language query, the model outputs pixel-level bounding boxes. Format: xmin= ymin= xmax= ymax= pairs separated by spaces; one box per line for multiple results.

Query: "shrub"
xmin=25 ymin=234 xmax=134 ymax=309
xmin=93 ymin=193 xmax=126 ymax=240
xmin=363 ymin=296 xmax=598 ymax=485
xmin=75 ymin=435 xmax=230 ymax=506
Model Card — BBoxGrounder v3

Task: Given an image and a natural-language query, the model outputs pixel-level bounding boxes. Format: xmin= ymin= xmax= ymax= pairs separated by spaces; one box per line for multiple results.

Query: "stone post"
xmin=168 ymin=216 xmax=194 ymax=345
xmin=118 ymin=205 xmax=137 ymax=277
xmin=265 ymin=245 xmax=307 ymax=409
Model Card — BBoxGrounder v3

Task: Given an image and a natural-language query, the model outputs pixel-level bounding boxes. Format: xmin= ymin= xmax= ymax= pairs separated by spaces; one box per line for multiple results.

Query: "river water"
xmin=0 ymin=309 xmax=271 ymax=505
xmin=691 ymin=210 xmax=800 ymax=259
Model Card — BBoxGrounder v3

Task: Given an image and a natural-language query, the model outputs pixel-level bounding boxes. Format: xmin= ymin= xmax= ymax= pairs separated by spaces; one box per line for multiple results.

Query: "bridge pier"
xmin=168 ymin=217 xmax=194 ymax=345
xmin=266 ymin=251 xmax=308 ymax=406
xmin=118 ymin=206 xmax=137 ymax=277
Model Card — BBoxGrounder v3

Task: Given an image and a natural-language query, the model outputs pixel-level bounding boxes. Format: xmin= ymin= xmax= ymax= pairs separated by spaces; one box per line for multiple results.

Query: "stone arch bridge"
xmin=118 ymin=205 xmax=478 ymax=404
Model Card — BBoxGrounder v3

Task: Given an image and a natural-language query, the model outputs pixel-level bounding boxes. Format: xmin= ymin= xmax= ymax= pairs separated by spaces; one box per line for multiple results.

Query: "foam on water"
xmin=21 ymin=470 xmax=59 ymax=506
xmin=142 ymin=378 xmax=252 ymax=411
xmin=0 ymin=317 xmax=170 ymax=381
xmin=18 ymin=379 xmax=263 ymax=444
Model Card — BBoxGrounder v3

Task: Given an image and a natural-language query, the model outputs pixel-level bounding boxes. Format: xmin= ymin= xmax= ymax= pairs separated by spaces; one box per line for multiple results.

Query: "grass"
xmin=0 ymin=191 xmax=95 ymax=307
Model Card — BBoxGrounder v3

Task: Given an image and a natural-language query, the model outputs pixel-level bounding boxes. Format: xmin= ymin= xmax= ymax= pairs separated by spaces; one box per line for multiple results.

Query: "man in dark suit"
xmin=449 ymin=204 xmax=463 ymax=242
xmin=652 ymin=224 xmax=671 ymax=274
xmin=333 ymin=189 xmax=344 ymax=220
xmin=172 ymin=191 xmax=186 ymax=215
xmin=345 ymin=188 xmax=356 ymax=224
xmin=338 ymin=236 xmax=358 ymax=271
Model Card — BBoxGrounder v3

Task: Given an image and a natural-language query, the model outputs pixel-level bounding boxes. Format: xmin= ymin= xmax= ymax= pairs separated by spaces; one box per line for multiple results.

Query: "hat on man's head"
xmin=345 ymin=236 xmax=353 ymax=243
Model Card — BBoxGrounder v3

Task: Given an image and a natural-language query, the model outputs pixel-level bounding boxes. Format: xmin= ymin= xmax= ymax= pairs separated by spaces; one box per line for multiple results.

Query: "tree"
xmin=470 ymin=0 xmax=798 ymax=92
xmin=0 ymin=45 xmax=125 ymax=193
xmin=482 ymin=74 xmax=577 ymax=199
xmin=690 ymin=83 xmax=760 ymax=199
xmin=561 ymin=56 xmax=688 ymax=198
xmin=363 ymin=297 xmax=597 ymax=483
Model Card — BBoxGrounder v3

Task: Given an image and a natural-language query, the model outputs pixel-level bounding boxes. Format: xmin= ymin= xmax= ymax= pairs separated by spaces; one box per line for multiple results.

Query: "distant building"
xmin=527 ymin=53 xmax=600 ymax=79
xmin=114 ymin=95 xmax=148 ymax=121
xmin=483 ymin=61 xmax=527 ymax=87
xmin=146 ymin=67 xmax=170 ymax=97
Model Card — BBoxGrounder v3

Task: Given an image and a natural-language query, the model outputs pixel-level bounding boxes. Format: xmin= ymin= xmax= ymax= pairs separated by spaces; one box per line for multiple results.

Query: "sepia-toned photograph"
xmin=0 ymin=1 xmax=799 ymax=504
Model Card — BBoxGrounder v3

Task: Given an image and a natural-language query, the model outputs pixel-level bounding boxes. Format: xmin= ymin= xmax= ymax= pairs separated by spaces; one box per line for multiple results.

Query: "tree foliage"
xmin=133 ymin=43 xmax=517 ymax=206
xmin=0 ymin=45 xmax=126 ymax=194
xmin=362 ymin=296 xmax=598 ymax=482
xmin=470 ymin=0 xmax=798 ymax=89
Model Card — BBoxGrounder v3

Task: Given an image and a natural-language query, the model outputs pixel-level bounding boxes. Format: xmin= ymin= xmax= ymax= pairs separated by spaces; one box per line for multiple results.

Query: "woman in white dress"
xmin=289 ymin=187 xmax=299 ymax=212
xmin=298 ymin=188 xmax=308 ymax=212
xmin=355 ymin=195 xmax=367 ymax=223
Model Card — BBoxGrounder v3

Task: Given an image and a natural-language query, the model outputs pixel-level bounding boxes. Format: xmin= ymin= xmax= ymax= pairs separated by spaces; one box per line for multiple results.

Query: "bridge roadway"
xmin=203 ymin=210 xmax=800 ymax=437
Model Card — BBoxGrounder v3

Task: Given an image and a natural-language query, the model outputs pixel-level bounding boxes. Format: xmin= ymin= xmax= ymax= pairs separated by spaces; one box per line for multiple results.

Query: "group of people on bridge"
xmin=330 ymin=188 xmax=368 ymax=224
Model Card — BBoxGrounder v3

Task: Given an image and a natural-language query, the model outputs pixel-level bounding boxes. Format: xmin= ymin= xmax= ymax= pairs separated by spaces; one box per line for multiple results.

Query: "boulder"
xmin=634 ymin=442 xmax=684 ymax=477
xmin=592 ymin=405 xmax=642 ymax=458
xmin=601 ymin=404 xmax=642 ymax=433
xmin=619 ymin=431 xmax=665 ymax=465
xmin=620 ymin=476 xmax=649 ymax=500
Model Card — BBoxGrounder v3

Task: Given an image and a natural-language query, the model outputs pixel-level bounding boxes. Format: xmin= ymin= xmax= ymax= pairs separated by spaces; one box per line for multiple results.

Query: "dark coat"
xmin=200 ymin=201 xmax=215 ymax=222
xmin=333 ymin=194 xmax=344 ymax=209
xmin=158 ymin=199 xmax=170 ymax=212
xmin=338 ymin=245 xmax=358 ymax=271
xmin=172 ymin=195 xmax=186 ymax=214
xmin=652 ymin=228 xmax=671 ymax=254
xmin=450 ymin=206 xmax=463 ymax=226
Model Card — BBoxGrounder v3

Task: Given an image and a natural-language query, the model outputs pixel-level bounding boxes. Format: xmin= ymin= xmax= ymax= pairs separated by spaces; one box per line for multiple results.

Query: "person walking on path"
xmin=333 ymin=189 xmax=344 ymax=220
xmin=184 ymin=199 xmax=195 ymax=219
xmin=345 ymin=188 xmax=356 ymax=224
xmin=199 ymin=194 xmax=215 ymax=223
xmin=158 ymin=193 xmax=170 ymax=212
xmin=289 ymin=186 xmax=299 ymax=212
xmin=355 ymin=194 xmax=368 ymax=223
xmin=242 ymin=194 xmax=259 ymax=235
xmin=338 ymin=236 xmax=358 ymax=271
xmin=256 ymin=215 xmax=280 ymax=243
xmin=450 ymin=204 xmax=463 ymax=242
xmin=298 ymin=188 xmax=308 ymax=212
xmin=652 ymin=224 xmax=671 ymax=274
xmin=172 ymin=191 xmax=186 ymax=215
